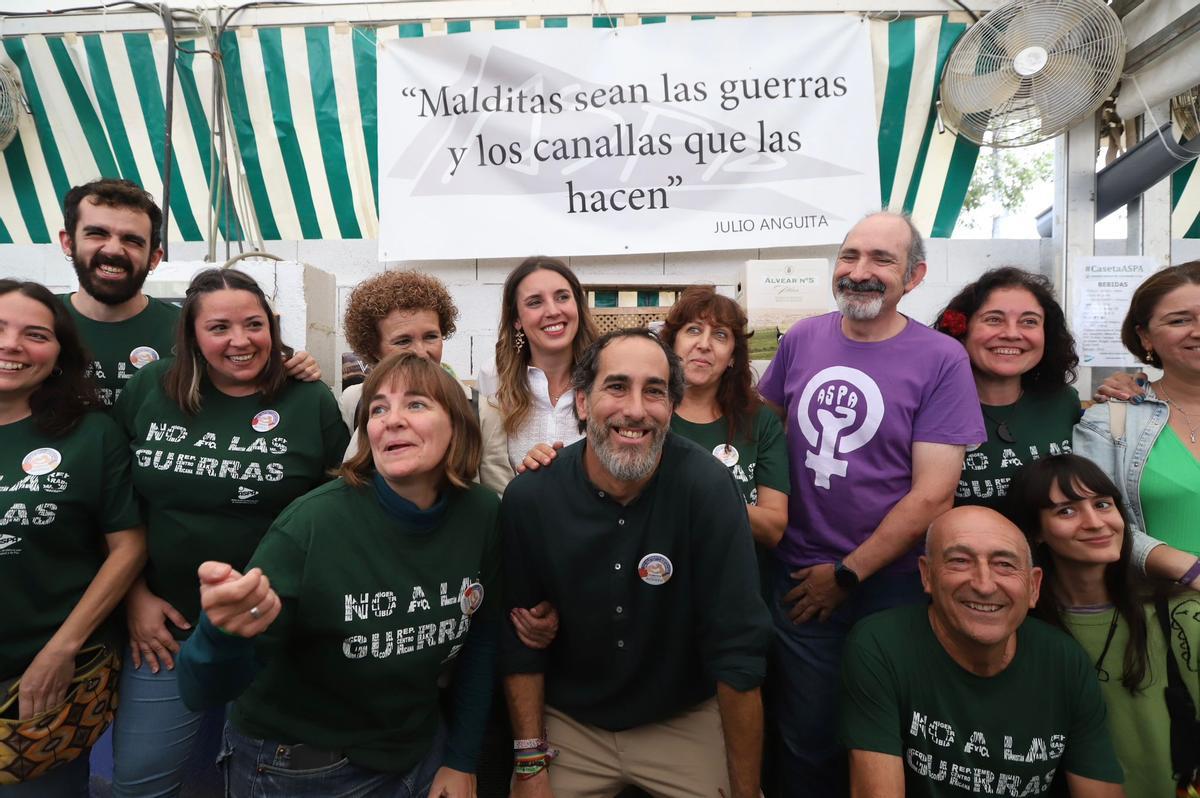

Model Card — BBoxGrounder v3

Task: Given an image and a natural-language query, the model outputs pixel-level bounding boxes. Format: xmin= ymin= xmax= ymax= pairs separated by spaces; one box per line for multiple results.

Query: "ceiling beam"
xmin=0 ymin=0 xmax=1003 ymax=36
xmin=1124 ymin=2 xmax=1200 ymax=72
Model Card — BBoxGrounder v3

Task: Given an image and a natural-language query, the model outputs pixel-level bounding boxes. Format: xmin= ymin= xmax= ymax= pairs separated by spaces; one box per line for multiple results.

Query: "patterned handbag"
xmin=0 ymin=645 xmax=120 ymax=785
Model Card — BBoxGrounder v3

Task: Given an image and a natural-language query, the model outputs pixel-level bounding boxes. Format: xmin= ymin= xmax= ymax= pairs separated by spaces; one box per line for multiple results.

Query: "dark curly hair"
xmin=660 ymin=285 xmax=760 ymax=445
xmin=0 ymin=280 xmax=100 ymax=435
xmin=343 ymin=271 xmax=458 ymax=364
xmin=932 ymin=267 xmax=1077 ymax=394
xmin=63 ymin=178 xmax=163 ymax=253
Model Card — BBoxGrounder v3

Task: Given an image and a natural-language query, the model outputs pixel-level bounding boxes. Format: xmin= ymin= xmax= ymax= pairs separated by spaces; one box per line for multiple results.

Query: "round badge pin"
xmin=460 ymin=582 xmax=485 ymax=616
xmin=128 ymin=346 xmax=160 ymax=369
xmin=712 ymin=444 xmax=740 ymax=467
xmin=22 ymin=447 xmax=62 ymax=476
xmin=251 ymin=410 xmax=280 ymax=432
xmin=637 ymin=553 xmax=673 ymax=586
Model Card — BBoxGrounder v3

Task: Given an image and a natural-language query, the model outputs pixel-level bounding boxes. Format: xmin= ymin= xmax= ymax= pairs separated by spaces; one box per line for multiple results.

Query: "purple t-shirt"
xmin=758 ymin=312 xmax=984 ymax=574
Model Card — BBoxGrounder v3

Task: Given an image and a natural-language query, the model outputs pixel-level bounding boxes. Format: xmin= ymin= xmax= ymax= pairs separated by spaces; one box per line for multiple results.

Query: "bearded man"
xmin=501 ymin=328 xmax=771 ymax=798
xmin=58 ymin=178 xmax=320 ymax=406
xmin=756 ymin=211 xmax=986 ymax=796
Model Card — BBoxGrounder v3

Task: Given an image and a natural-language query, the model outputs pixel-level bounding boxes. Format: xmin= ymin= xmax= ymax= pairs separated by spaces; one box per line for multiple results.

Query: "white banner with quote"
xmin=377 ymin=16 xmax=881 ymax=260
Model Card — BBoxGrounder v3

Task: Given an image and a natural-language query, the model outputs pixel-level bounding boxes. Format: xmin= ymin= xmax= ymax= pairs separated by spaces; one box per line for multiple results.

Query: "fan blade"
xmin=943 ymin=69 xmax=1022 ymax=114
xmin=1031 ymin=52 xmax=1097 ymax=132
xmin=1001 ymin=5 xmax=1078 ymax=60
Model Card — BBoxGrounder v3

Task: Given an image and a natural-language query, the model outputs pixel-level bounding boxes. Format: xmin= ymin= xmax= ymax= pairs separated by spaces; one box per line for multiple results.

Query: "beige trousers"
xmin=544 ymin=697 xmax=731 ymax=798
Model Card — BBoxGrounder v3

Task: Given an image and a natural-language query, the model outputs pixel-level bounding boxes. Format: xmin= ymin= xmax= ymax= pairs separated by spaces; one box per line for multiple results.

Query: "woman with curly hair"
xmin=932 ymin=267 xmax=1081 ymax=511
xmin=479 ymin=256 xmax=599 ymax=494
xmin=340 ymin=270 xmax=460 ymax=456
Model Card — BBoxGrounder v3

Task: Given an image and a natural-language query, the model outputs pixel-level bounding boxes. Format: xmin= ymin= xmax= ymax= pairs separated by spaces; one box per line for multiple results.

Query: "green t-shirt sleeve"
xmin=98 ymin=415 xmax=142 ymax=533
xmin=754 ymin=407 xmax=791 ymax=495
xmin=316 ymin=386 xmax=351 ymax=471
xmin=1061 ymin=644 xmax=1124 ymax=783
xmin=839 ymin=622 xmax=903 ymax=756
xmin=245 ymin=511 xmax=308 ymax=656
xmin=111 ymin=365 xmax=145 ymax=440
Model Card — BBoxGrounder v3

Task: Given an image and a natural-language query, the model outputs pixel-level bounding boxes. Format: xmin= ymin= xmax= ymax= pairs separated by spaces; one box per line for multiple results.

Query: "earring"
xmin=514 ymin=329 xmax=526 ymax=354
xmin=1145 ymin=348 xmax=1154 ymax=364
xmin=51 ymin=366 xmax=62 ymax=377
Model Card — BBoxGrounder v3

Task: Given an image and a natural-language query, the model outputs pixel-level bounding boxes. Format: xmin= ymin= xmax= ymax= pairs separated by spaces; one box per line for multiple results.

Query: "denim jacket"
xmin=1072 ymin=393 xmax=1168 ymax=573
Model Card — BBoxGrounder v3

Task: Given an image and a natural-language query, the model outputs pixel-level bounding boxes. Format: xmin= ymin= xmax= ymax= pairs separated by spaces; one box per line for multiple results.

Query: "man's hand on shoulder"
xmin=784 ymin=563 xmax=847 ymax=623
xmin=284 ymin=350 xmax=321 ymax=382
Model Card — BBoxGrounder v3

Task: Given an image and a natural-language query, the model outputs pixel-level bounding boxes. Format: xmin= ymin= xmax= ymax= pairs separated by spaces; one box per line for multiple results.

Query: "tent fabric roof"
xmin=1 ymin=14 xmax=995 ymax=246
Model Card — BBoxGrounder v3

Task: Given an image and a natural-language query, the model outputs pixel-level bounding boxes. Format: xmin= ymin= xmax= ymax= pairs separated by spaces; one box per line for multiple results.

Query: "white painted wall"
xmin=5 ymin=237 xmax=1200 ymax=390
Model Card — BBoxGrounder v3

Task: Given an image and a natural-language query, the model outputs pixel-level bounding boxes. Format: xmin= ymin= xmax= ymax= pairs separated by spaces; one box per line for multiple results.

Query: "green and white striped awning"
xmin=1 ymin=13 xmax=989 ymax=246
xmin=1174 ymin=161 xmax=1200 ymax=239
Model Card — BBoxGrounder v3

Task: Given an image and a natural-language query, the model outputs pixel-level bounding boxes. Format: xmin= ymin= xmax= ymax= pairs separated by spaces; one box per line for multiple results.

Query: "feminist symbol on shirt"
xmin=796 ymin=367 xmax=884 ymax=489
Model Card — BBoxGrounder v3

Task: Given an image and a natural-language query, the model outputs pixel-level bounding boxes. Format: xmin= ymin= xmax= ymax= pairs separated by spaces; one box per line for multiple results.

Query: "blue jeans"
xmin=771 ymin=563 xmax=925 ymax=798
xmin=0 ymin=752 xmax=88 ymax=797
xmin=111 ymin=647 xmax=224 ymax=797
xmin=219 ymin=721 xmax=446 ymax=798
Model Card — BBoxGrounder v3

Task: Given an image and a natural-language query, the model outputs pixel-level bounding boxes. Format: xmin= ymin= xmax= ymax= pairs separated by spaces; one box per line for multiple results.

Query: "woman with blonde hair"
xmin=177 ymin=352 xmax=499 ymax=798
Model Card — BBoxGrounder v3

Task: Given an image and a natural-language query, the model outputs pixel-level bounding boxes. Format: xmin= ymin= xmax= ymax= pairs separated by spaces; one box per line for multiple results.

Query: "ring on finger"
xmin=249 ymin=605 xmax=261 ymax=620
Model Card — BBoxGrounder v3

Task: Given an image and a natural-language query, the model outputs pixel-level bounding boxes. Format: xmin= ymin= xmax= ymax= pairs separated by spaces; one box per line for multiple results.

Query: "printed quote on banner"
xmin=377 ymin=17 xmax=882 ymax=260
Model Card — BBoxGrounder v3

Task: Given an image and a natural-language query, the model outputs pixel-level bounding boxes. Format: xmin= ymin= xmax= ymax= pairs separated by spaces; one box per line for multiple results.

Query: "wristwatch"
xmin=833 ymin=559 xmax=860 ymax=591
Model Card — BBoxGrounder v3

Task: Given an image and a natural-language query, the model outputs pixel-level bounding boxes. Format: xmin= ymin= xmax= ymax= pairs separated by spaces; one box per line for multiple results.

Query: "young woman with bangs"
xmin=1008 ymin=454 xmax=1199 ymax=798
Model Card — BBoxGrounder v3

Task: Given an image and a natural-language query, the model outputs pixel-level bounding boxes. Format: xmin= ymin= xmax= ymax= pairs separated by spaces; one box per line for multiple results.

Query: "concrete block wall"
xmin=4 ymin=237 xmax=1200 ymax=392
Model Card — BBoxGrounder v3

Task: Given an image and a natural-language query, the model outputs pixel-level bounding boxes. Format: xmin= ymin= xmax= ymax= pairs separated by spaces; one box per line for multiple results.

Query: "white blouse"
xmin=504 ymin=367 xmax=584 ymax=470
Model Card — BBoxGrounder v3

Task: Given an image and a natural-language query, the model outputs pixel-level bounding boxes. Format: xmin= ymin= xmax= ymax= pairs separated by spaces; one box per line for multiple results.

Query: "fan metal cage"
xmin=0 ymin=65 xmax=20 ymax=151
xmin=1174 ymin=87 xmax=1200 ymax=142
xmin=939 ymin=0 xmax=1125 ymax=147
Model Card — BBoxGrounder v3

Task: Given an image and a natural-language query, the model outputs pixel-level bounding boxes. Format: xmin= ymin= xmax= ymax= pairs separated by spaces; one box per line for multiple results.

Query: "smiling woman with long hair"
xmin=0 ymin=280 xmax=145 ymax=796
xmin=478 ymin=256 xmax=599 ymax=494
xmin=1008 ymin=454 xmax=1200 ymax=798
xmin=109 ymin=268 xmax=348 ymax=796
xmin=176 ymin=352 xmax=500 ymax=798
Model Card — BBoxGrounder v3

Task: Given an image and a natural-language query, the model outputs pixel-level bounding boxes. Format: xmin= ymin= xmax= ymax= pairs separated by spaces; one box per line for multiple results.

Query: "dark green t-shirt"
xmin=60 ymin=294 xmax=180 ymax=407
xmin=231 ymin=480 xmax=501 ymax=773
xmin=0 ymin=412 xmax=141 ymax=678
xmin=669 ymin=406 xmax=790 ymax=505
xmin=840 ymin=603 xmax=1123 ymax=797
xmin=114 ymin=359 xmax=349 ymax=629
xmin=956 ymin=388 xmax=1081 ymax=511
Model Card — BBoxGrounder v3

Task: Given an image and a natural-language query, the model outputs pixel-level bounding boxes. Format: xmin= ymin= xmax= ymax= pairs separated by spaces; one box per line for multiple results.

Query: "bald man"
xmin=838 ymin=506 xmax=1125 ymax=797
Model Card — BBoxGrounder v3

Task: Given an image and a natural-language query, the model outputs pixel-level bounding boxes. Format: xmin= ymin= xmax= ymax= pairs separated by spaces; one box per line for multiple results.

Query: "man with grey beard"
xmin=501 ymin=328 xmax=771 ymax=798
xmin=756 ymin=211 xmax=985 ymax=796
